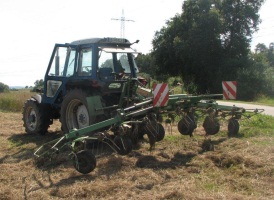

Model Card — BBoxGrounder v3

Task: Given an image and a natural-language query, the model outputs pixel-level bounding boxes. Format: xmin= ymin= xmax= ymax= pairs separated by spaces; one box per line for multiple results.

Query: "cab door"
xmin=43 ymin=44 xmax=77 ymax=104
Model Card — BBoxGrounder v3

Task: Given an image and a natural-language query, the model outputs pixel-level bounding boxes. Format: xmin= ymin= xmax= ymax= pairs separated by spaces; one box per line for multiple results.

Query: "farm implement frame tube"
xmin=34 ymin=99 xmax=154 ymax=157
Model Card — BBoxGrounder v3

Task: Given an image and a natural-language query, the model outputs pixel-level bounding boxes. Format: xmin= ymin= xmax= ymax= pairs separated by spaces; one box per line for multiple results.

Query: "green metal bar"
xmin=34 ymin=96 xmax=154 ymax=158
xmin=65 ymin=115 xmax=123 ymax=140
xmin=196 ymin=101 xmax=244 ymax=111
xmin=166 ymin=94 xmax=223 ymax=109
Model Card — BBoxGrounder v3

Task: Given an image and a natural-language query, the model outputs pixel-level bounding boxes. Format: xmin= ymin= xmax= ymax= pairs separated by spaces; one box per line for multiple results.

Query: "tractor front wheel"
xmin=22 ymin=99 xmax=51 ymax=135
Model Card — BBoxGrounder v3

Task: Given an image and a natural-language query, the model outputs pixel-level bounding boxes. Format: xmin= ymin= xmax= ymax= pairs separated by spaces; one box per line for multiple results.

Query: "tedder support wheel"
xmin=228 ymin=117 xmax=240 ymax=137
xmin=22 ymin=99 xmax=51 ymax=135
xmin=61 ymin=89 xmax=95 ymax=133
xmin=73 ymin=150 xmax=96 ymax=174
xmin=113 ymin=136 xmax=133 ymax=155
xmin=203 ymin=116 xmax=220 ymax=136
xmin=144 ymin=121 xmax=166 ymax=142
xmin=155 ymin=123 xmax=165 ymax=141
xmin=177 ymin=114 xmax=196 ymax=136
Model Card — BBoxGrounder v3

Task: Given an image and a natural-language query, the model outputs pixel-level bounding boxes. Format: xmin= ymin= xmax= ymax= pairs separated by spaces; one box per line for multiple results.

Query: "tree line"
xmin=0 ymin=79 xmax=43 ymax=93
xmin=136 ymin=0 xmax=274 ymax=100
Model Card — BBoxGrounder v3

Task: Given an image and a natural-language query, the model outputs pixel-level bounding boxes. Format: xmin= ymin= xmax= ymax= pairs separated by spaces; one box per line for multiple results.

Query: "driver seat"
xmin=99 ymin=68 xmax=115 ymax=81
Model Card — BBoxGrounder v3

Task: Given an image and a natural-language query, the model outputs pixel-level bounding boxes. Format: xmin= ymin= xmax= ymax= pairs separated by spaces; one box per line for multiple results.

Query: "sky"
xmin=0 ymin=0 xmax=273 ymax=87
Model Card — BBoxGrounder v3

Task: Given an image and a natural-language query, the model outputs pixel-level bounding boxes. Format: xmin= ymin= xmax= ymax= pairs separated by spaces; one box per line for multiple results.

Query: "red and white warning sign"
xmin=222 ymin=81 xmax=237 ymax=100
xmin=152 ymin=83 xmax=169 ymax=107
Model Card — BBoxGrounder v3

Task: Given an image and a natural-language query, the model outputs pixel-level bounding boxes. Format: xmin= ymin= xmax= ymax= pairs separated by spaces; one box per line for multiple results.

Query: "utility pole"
xmin=111 ymin=9 xmax=135 ymax=39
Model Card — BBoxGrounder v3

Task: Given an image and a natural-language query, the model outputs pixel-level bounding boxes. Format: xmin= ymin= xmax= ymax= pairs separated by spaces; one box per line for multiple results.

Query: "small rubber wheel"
xmin=203 ymin=116 xmax=220 ymax=135
xmin=177 ymin=115 xmax=196 ymax=136
xmin=155 ymin=123 xmax=165 ymax=141
xmin=144 ymin=121 xmax=165 ymax=142
xmin=114 ymin=136 xmax=133 ymax=155
xmin=228 ymin=117 xmax=240 ymax=137
xmin=73 ymin=150 xmax=96 ymax=174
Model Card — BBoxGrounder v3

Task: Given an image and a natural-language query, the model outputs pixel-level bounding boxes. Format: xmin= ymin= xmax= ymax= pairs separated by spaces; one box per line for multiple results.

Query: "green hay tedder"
xmin=22 ymin=38 xmax=263 ymax=174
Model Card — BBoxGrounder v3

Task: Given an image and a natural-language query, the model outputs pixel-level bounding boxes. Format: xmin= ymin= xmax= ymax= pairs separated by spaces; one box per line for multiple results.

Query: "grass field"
xmin=0 ymin=90 xmax=274 ymax=199
xmin=1 ymin=90 xmax=274 ymax=112
xmin=0 ymin=90 xmax=34 ymax=112
xmin=0 ymin=109 xmax=274 ymax=199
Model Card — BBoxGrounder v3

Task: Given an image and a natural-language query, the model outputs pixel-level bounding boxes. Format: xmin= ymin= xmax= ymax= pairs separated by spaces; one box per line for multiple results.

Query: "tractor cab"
xmin=43 ymin=38 xmax=140 ymax=105
xmin=23 ymin=37 xmax=143 ymax=135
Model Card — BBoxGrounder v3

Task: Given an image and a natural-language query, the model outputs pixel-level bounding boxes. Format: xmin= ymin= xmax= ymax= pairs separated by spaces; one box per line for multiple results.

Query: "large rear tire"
xmin=22 ymin=99 xmax=51 ymax=135
xmin=60 ymin=89 xmax=95 ymax=133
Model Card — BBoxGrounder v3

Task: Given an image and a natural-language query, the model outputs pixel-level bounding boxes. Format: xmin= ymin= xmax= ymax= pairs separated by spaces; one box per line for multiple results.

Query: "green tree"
xmin=152 ymin=0 xmax=265 ymax=94
xmin=0 ymin=82 xmax=9 ymax=93
xmin=237 ymin=51 xmax=274 ymax=100
xmin=32 ymin=79 xmax=44 ymax=92
xmin=135 ymin=53 xmax=156 ymax=77
xmin=239 ymin=42 xmax=274 ymax=99
xmin=255 ymin=43 xmax=268 ymax=53
xmin=220 ymin=0 xmax=264 ymax=58
xmin=267 ymin=43 xmax=274 ymax=67
xmin=255 ymin=42 xmax=274 ymax=67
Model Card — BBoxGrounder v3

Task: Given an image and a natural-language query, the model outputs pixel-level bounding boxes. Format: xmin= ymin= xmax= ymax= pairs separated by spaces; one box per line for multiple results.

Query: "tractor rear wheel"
xmin=61 ymin=89 xmax=95 ymax=133
xmin=22 ymin=99 xmax=51 ymax=135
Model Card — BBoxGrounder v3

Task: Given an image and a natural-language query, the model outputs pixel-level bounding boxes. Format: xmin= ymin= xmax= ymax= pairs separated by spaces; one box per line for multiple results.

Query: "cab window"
xmin=48 ymin=47 xmax=76 ymax=77
xmin=78 ymin=48 xmax=92 ymax=76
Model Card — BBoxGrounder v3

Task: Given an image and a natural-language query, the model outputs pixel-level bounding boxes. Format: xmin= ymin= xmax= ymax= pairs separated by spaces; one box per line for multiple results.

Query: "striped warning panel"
xmin=222 ymin=81 xmax=237 ymax=100
xmin=152 ymin=83 xmax=169 ymax=107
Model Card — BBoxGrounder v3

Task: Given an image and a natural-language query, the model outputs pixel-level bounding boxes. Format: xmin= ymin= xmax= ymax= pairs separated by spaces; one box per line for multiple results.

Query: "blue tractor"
xmin=22 ymin=38 xmax=142 ymax=134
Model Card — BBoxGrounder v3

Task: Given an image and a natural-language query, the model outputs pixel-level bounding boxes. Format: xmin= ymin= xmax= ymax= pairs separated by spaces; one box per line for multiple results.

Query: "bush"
xmin=237 ymin=54 xmax=274 ymax=100
xmin=32 ymin=79 xmax=44 ymax=92
xmin=0 ymin=82 xmax=9 ymax=93
xmin=167 ymin=76 xmax=186 ymax=94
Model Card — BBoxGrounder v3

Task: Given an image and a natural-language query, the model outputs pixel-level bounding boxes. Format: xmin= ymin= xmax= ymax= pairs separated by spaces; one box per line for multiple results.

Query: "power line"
xmin=111 ymin=9 xmax=135 ymax=38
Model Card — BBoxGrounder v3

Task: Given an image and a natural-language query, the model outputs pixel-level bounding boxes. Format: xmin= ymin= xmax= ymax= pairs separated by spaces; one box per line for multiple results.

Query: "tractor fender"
xmin=31 ymin=94 xmax=42 ymax=104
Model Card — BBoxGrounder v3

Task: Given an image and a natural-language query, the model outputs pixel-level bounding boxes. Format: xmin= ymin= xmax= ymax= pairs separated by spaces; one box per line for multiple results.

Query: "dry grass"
xmin=0 ymin=111 xmax=274 ymax=200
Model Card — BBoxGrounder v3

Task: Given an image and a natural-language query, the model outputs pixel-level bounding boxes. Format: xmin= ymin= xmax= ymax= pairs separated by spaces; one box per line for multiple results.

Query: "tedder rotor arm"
xmin=196 ymin=101 xmax=264 ymax=118
xmin=34 ymin=99 xmax=154 ymax=158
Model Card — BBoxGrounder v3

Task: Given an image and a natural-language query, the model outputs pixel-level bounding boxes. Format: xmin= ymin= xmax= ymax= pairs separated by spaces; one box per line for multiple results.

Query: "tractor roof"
xmin=70 ymin=38 xmax=130 ymax=46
